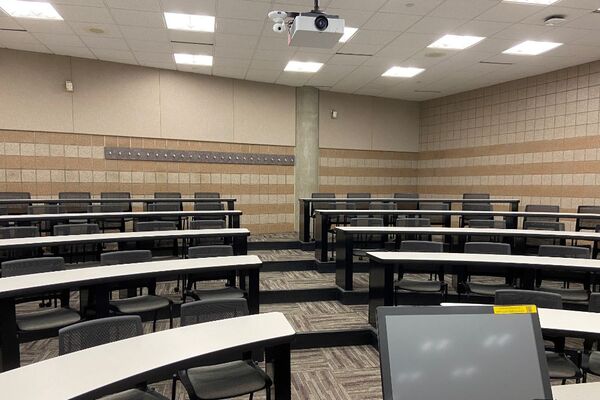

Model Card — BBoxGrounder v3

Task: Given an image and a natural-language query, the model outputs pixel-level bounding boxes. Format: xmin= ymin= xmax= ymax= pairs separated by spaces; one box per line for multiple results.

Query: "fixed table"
xmin=366 ymin=251 xmax=600 ymax=326
xmin=0 ymin=312 xmax=294 ymax=400
xmin=0 ymin=210 xmax=243 ymax=230
xmin=299 ymin=197 xmax=521 ymax=242
xmin=0 ymin=197 xmax=237 ymax=210
xmin=336 ymin=226 xmax=600 ymax=291
xmin=315 ymin=209 xmax=600 ymax=262
xmin=0 ymin=255 xmax=262 ymax=371
xmin=552 ymin=382 xmax=600 ymax=399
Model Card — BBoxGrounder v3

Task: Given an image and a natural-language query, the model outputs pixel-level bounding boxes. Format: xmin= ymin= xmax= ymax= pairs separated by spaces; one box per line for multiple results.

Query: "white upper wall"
xmin=319 ymin=91 xmax=420 ymax=152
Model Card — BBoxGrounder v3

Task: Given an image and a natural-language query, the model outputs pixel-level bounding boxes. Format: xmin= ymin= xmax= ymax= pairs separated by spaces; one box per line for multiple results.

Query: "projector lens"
xmin=314 ymin=16 xmax=328 ymax=31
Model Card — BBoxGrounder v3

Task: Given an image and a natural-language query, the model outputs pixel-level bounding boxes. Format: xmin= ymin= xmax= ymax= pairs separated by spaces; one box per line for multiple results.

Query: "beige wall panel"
xmin=233 ymin=80 xmax=295 ymax=146
xmin=319 ymin=91 xmax=373 ymax=150
xmin=160 ymin=70 xmax=234 ymax=142
xmin=371 ymin=97 xmax=419 ymax=152
xmin=0 ymin=49 xmax=73 ymax=132
xmin=72 ymin=58 xmax=161 ymax=137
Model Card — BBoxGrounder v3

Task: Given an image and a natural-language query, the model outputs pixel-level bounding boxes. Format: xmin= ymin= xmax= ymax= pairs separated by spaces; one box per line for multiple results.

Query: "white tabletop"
xmin=367 ymin=252 xmax=600 ymax=274
xmin=302 ymin=197 xmax=520 ymax=203
xmin=0 ymin=228 xmax=249 ymax=249
xmin=441 ymin=303 xmax=600 ymax=336
xmin=0 ymin=255 xmax=261 ymax=298
xmin=0 ymin=312 xmax=295 ymax=400
xmin=316 ymin=209 xmax=600 ymax=219
xmin=0 ymin=210 xmax=241 ymax=222
xmin=0 ymin=197 xmax=236 ymax=203
xmin=552 ymin=382 xmax=600 ymax=399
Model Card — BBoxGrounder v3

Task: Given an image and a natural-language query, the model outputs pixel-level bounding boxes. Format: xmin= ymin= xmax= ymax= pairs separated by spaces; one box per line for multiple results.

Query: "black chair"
xmin=152 ymin=192 xmax=182 ymax=210
xmin=463 ymin=242 xmax=513 ymax=296
xmin=100 ymin=192 xmax=131 ymax=232
xmin=394 ymin=241 xmax=447 ymax=302
xmin=1 ymin=257 xmax=81 ymax=337
xmin=28 ymin=204 xmax=60 ymax=236
xmin=0 ymin=226 xmax=41 ymax=261
xmin=467 ymin=219 xmax=506 ymax=242
xmin=347 ymin=192 xmax=371 ymax=210
xmin=58 ymin=316 xmax=168 ymax=400
xmin=495 ymin=289 xmax=582 ymax=384
xmin=185 ymin=245 xmax=245 ymax=302
xmin=53 ymin=223 xmax=101 ymax=263
xmin=368 ymin=202 xmax=396 ymax=225
xmin=418 ymin=202 xmax=450 ymax=226
xmin=575 ymin=205 xmax=600 ymax=257
xmin=0 ymin=191 xmax=30 ymax=218
xmin=584 ymin=293 xmax=600 ymax=352
xmin=460 ymin=203 xmax=493 ymax=228
xmin=395 ymin=217 xmax=431 ymax=242
xmin=350 ymin=217 xmax=384 ymax=259
xmin=194 ymin=192 xmax=222 ymax=217
xmin=192 ymin=202 xmax=225 ymax=222
xmin=177 ymin=299 xmax=272 ymax=400
xmin=310 ymin=193 xmax=336 ymax=217
xmin=393 ymin=193 xmax=419 ymax=211
xmin=524 ymin=204 xmax=560 ymax=223
xmin=536 ymin=245 xmax=591 ymax=303
xmin=146 ymin=202 xmax=183 ymax=229
xmin=195 ymin=192 xmax=221 ymax=199
xmin=134 ymin=221 xmax=178 ymax=256
xmin=522 ymin=221 xmax=565 ymax=254
xmin=58 ymin=192 xmax=92 ymax=223
xmin=462 ymin=193 xmax=490 ymax=200
xmin=101 ymin=250 xmax=173 ymax=331
xmin=189 ymin=219 xmax=226 ymax=247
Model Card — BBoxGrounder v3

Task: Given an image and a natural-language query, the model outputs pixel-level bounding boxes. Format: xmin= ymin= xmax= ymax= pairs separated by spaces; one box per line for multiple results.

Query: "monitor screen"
xmin=378 ymin=306 xmax=552 ymax=400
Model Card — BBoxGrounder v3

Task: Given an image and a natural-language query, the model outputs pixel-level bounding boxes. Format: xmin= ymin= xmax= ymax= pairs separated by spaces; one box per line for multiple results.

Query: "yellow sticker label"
xmin=493 ymin=305 xmax=537 ymax=315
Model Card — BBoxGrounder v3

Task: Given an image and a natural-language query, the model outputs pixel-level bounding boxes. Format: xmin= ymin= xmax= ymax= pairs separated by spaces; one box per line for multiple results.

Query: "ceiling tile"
xmin=0 ymin=30 xmax=41 ymax=44
xmin=134 ymin=51 xmax=174 ymax=63
xmin=160 ymin=0 xmax=216 ymax=15
xmin=33 ymin=33 xmax=85 ymax=47
xmin=428 ymin=0 xmax=498 ymax=20
xmin=215 ymin=33 xmax=259 ymax=49
xmin=216 ymin=0 xmax=271 ymax=21
xmin=328 ymin=53 xmax=370 ymax=66
xmin=475 ymin=3 xmax=542 ymax=23
xmin=110 ymin=9 xmax=166 ymax=28
xmin=171 ymin=42 xmax=212 ymax=54
xmin=139 ymin=60 xmax=177 ymax=70
xmin=216 ymin=18 xmax=264 ymax=35
xmin=323 ymin=8 xmax=375 ymax=27
xmin=380 ymin=0 xmax=445 ymax=16
xmin=0 ymin=17 xmax=23 ymax=30
xmin=105 ymin=0 xmax=162 ymax=12
xmin=89 ymin=48 xmax=136 ymax=62
xmin=126 ymin=39 xmax=172 ymax=52
xmin=406 ymin=16 xmax=469 ymax=34
xmin=68 ymin=22 xmax=123 ymax=38
xmin=565 ymin=13 xmax=600 ymax=30
xmin=0 ymin=42 xmax=51 ymax=53
xmin=47 ymin=45 xmax=96 ymax=59
xmin=119 ymin=25 xmax=170 ymax=41
xmin=245 ymin=68 xmax=279 ymax=83
xmin=213 ymin=65 xmax=247 ymax=79
xmin=81 ymin=36 xmax=130 ymax=50
xmin=168 ymin=30 xmax=214 ymax=44
xmin=361 ymin=12 xmax=421 ymax=32
xmin=53 ymin=5 xmax=115 ymax=24
xmin=328 ymin=0 xmax=387 ymax=11
xmin=17 ymin=20 xmax=74 ymax=34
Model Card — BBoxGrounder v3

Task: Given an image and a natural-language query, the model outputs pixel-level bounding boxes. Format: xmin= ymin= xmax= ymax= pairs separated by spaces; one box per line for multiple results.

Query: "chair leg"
xmin=152 ymin=310 xmax=158 ymax=332
xmin=266 ymin=384 xmax=272 ymax=400
xmin=169 ymin=304 xmax=173 ymax=329
xmin=249 ymin=393 xmax=253 ymax=400
xmin=171 ymin=375 xmax=177 ymax=400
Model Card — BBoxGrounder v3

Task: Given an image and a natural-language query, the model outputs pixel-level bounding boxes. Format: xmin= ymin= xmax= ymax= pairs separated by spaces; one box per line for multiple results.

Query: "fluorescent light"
xmin=0 ymin=0 xmax=62 ymax=20
xmin=382 ymin=66 xmax=425 ymax=78
xmin=428 ymin=34 xmax=486 ymax=50
xmin=284 ymin=61 xmax=323 ymax=73
xmin=502 ymin=0 xmax=560 ymax=4
xmin=164 ymin=12 xmax=215 ymax=32
xmin=174 ymin=53 xmax=213 ymax=66
xmin=339 ymin=27 xmax=358 ymax=43
xmin=503 ymin=40 xmax=562 ymax=55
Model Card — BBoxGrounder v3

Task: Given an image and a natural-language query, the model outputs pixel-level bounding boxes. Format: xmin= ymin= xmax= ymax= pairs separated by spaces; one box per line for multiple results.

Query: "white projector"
xmin=288 ymin=15 xmax=345 ymax=49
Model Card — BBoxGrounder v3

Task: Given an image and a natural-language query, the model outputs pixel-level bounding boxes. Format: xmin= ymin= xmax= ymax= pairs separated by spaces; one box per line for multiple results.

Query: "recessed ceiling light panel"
xmin=164 ymin=12 xmax=215 ymax=32
xmin=339 ymin=27 xmax=358 ymax=43
xmin=174 ymin=53 xmax=213 ymax=66
xmin=0 ymin=0 xmax=63 ymax=20
xmin=428 ymin=34 xmax=486 ymax=50
xmin=503 ymin=40 xmax=562 ymax=55
xmin=382 ymin=66 xmax=425 ymax=78
xmin=502 ymin=0 xmax=560 ymax=4
xmin=284 ymin=61 xmax=323 ymax=73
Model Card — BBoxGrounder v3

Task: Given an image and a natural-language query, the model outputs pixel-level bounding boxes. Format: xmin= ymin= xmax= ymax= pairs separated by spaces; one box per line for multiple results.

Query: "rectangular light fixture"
xmin=503 ymin=40 xmax=562 ymax=55
xmin=502 ymin=0 xmax=560 ymax=4
xmin=382 ymin=66 xmax=425 ymax=78
xmin=339 ymin=27 xmax=358 ymax=43
xmin=428 ymin=34 xmax=486 ymax=50
xmin=164 ymin=12 xmax=215 ymax=32
xmin=174 ymin=53 xmax=213 ymax=66
xmin=284 ymin=60 xmax=323 ymax=73
xmin=0 ymin=0 xmax=62 ymax=20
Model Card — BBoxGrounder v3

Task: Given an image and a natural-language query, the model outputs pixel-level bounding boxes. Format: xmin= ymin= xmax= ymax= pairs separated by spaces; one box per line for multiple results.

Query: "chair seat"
xmin=546 ymin=351 xmax=582 ymax=380
xmin=102 ymin=388 xmax=169 ymax=400
xmin=537 ymin=287 xmax=589 ymax=302
xmin=16 ymin=307 xmax=81 ymax=332
xmin=109 ymin=295 xmax=171 ymax=314
xmin=184 ymin=360 xmax=270 ymax=400
xmin=188 ymin=287 xmax=245 ymax=301
xmin=466 ymin=282 xmax=512 ymax=297
xmin=395 ymin=279 xmax=445 ymax=293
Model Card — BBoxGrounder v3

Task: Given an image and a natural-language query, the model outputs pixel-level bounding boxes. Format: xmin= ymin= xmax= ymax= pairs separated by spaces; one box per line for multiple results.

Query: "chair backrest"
xmin=537 ymin=245 xmax=590 ymax=259
xmin=188 ymin=245 xmax=234 ymax=258
xmin=58 ymin=316 xmax=142 ymax=355
xmin=347 ymin=193 xmax=371 ymax=198
xmin=58 ymin=192 xmax=92 ymax=213
xmin=1 ymin=257 xmax=65 ymax=277
xmin=147 ymin=202 xmax=180 ymax=212
xmin=154 ymin=192 xmax=181 ymax=199
xmin=0 ymin=192 xmax=30 ymax=200
xmin=418 ymin=202 xmax=449 ymax=225
xmin=463 ymin=193 xmax=490 ymax=200
xmin=495 ymin=289 xmax=563 ymax=309
xmin=348 ymin=193 xmax=371 ymax=210
xmin=190 ymin=220 xmax=226 ymax=230
xmin=576 ymin=205 xmax=600 ymax=231
xmin=134 ymin=221 xmax=177 ymax=232
xmin=59 ymin=192 xmax=91 ymax=200
xmin=523 ymin=221 xmax=565 ymax=231
xmin=193 ymin=202 xmax=224 ymax=212
xmin=100 ymin=192 xmax=131 ymax=212
xmin=463 ymin=203 xmax=493 ymax=212
xmin=195 ymin=192 xmax=221 ymax=198
xmin=179 ymin=298 xmax=248 ymax=327
xmin=0 ymin=192 xmax=30 ymax=215
xmin=393 ymin=193 xmax=418 ymax=210
xmin=400 ymin=240 xmax=444 ymax=252
xmin=464 ymin=242 xmax=511 ymax=255
xmin=394 ymin=193 xmax=418 ymax=199
xmin=350 ymin=217 xmax=383 ymax=227
xmin=0 ymin=226 xmax=39 ymax=239
xmin=101 ymin=192 xmax=130 ymax=199
xmin=100 ymin=250 xmax=152 ymax=266
xmin=589 ymin=293 xmax=600 ymax=313
xmin=369 ymin=202 xmax=396 ymax=211
xmin=28 ymin=204 xmax=60 ymax=214
xmin=87 ymin=204 xmax=126 ymax=213
xmin=524 ymin=204 xmax=559 ymax=223
xmin=396 ymin=217 xmax=431 ymax=227
xmin=469 ymin=219 xmax=506 ymax=229
xmin=54 ymin=223 xmax=100 ymax=236
xmin=312 ymin=193 xmax=335 ymax=198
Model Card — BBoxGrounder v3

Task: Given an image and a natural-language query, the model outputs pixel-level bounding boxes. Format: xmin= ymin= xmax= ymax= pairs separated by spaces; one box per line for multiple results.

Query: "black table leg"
xmin=265 ymin=343 xmax=291 ymax=400
xmin=299 ymin=200 xmax=311 ymax=242
xmin=368 ymin=260 xmax=394 ymax=328
xmin=80 ymin=284 xmax=111 ymax=318
xmin=226 ymin=200 xmax=235 ymax=210
xmin=314 ymin=214 xmax=330 ymax=262
xmin=335 ymin=230 xmax=354 ymax=290
xmin=230 ymin=214 xmax=240 ymax=229
xmin=0 ymin=298 xmax=19 ymax=371
xmin=233 ymin=235 xmax=248 ymax=255
xmin=246 ymin=268 xmax=260 ymax=315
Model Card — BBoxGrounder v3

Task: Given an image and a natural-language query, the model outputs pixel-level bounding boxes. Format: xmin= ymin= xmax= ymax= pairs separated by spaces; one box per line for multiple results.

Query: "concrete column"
xmin=295 ymin=86 xmax=320 ymax=230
